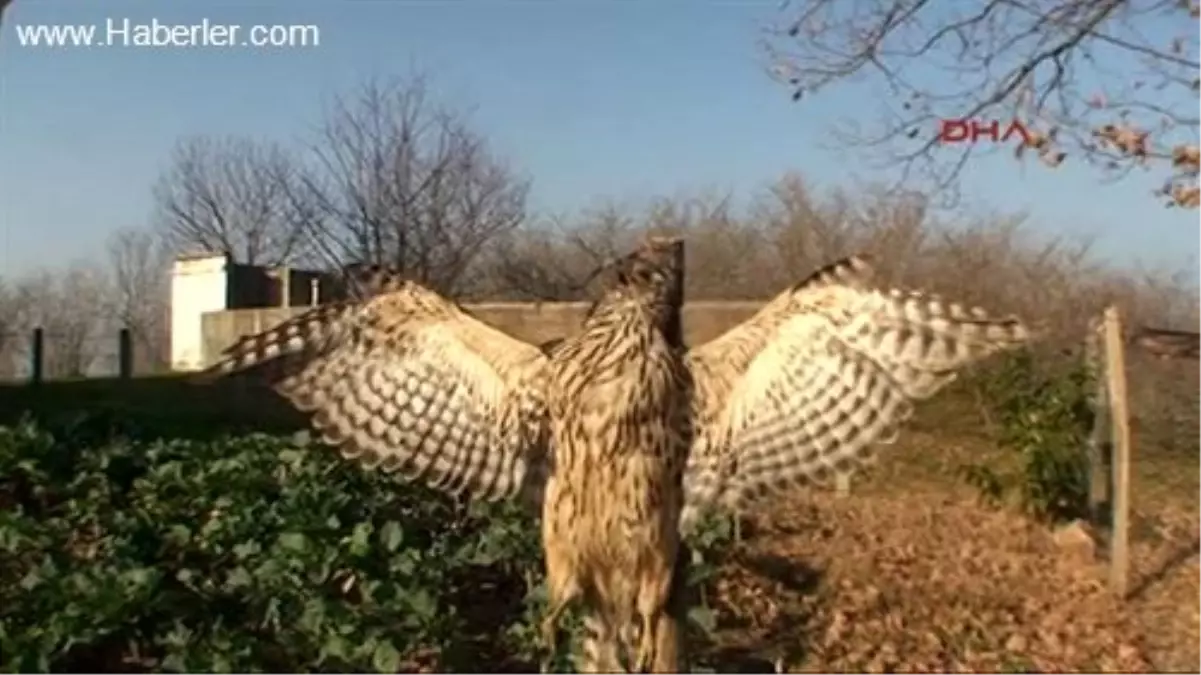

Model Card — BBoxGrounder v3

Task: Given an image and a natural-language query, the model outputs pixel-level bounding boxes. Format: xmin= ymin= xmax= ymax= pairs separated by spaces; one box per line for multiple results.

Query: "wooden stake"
xmin=1102 ymin=305 xmax=1132 ymax=599
xmin=1085 ymin=319 xmax=1110 ymax=527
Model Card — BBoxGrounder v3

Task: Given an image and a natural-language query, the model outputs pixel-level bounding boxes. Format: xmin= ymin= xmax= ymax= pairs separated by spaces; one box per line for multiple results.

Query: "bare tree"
xmin=0 ymin=277 xmax=33 ymax=379
xmin=0 ymin=279 xmax=13 ymax=355
xmin=107 ymin=227 xmax=171 ymax=373
xmin=477 ymin=192 xmax=774 ymax=301
xmin=475 ymin=225 xmax=598 ymax=301
xmin=15 ymin=265 xmax=110 ymax=378
xmin=766 ymin=0 xmax=1200 ymax=208
xmin=153 ymin=135 xmax=309 ymax=265
xmin=472 ymin=203 xmax=646 ymax=301
xmin=293 ymin=76 xmax=530 ymax=293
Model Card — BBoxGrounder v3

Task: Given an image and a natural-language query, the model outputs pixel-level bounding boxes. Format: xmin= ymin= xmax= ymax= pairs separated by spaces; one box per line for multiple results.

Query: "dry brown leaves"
xmin=706 ymin=490 xmax=1200 ymax=673
xmin=1088 ymin=124 xmax=1200 ymax=209
xmin=1121 ymin=505 xmax=1201 ymax=672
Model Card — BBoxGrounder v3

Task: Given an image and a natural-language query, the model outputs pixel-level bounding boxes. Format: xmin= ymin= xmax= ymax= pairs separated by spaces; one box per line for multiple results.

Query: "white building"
xmin=169 ymin=253 xmax=234 ymax=372
xmin=169 ymin=253 xmax=333 ymax=371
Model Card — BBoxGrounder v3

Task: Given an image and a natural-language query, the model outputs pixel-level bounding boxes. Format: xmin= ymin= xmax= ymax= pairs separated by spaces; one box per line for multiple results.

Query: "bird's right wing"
xmin=203 ymin=280 xmax=552 ymax=507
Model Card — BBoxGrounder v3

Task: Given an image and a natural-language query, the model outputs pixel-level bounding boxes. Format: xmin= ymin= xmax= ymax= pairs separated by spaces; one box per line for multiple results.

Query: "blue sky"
xmin=1 ymin=0 xmax=1197 ymax=280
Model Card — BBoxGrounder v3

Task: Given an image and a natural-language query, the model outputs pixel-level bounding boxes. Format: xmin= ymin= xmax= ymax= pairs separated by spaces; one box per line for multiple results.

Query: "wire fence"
xmin=1087 ymin=309 xmax=1198 ymax=598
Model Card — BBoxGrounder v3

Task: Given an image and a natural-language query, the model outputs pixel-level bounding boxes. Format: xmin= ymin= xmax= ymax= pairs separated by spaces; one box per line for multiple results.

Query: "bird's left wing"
xmin=681 ymin=256 xmax=1030 ymax=528
xmin=203 ymin=280 xmax=552 ymax=506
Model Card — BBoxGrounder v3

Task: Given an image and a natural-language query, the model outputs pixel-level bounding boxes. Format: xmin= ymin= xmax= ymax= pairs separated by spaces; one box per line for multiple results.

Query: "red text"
xmin=938 ymin=119 xmax=1032 ymax=145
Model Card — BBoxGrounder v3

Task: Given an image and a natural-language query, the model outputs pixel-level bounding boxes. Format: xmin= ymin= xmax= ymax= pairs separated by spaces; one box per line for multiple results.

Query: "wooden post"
xmin=280 ymin=266 xmax=291 ymax=308
xmin=30 ymin=327 xmax=44 ymax=385
xmin=1085 ymin=319 xmax=1111 ymax=527
xmin=118 ymin=328 xmax=133 ymax=379
xmin=1102 ymin=305 xmax=1132 ymax=598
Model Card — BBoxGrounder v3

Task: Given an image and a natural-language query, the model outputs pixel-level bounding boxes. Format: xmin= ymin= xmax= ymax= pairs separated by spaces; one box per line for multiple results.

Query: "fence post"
xmin=1085 ymin=318 xmax=1111 ymax=527
xmin=30 ymin=327 xmax=44 ymax=385
xmin=280 ymin=266 xmax=291 ymax=308
xmin=1102 ymin=305 xmax=1132 ymax=599
xmin=118 ymin=328 xmax=133 ymax=379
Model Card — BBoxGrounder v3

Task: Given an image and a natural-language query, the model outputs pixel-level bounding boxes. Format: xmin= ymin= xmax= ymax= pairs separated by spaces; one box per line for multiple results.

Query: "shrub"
xmin=961 ymin=351 xmax=1094 ymax=522
xmin=0 ymin=416 xmax=733 ymax=672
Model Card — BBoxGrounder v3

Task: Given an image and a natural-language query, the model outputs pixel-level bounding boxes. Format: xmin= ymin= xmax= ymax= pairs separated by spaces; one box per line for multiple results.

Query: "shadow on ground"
xmin=1129 ymin=534 xmax=1201 ymax=600
xmin=692 ymin=552 xmax=825 ymax=673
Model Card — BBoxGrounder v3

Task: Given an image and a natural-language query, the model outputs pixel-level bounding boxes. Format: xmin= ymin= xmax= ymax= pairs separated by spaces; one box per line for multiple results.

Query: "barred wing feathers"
xmin=205 ymin=281 xmax=551 ymax=505
xmin=683 ymin=255 xmax=1030 ymax=522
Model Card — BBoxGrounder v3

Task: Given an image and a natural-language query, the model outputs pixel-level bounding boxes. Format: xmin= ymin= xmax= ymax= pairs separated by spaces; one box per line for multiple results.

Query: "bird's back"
xmin=545 ymin=295 xmax=690 ymax=557
xmin=540 ymin=235 xmax=691 ymax=615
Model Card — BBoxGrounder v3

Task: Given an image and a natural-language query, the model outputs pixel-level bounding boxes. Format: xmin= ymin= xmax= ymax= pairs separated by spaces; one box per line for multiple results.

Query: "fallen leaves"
xmin=705 ymin=489 xmax=1197 ymax=673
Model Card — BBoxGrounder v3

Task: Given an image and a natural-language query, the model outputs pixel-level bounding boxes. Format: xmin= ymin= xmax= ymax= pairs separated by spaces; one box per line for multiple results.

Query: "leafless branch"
xmin=0 ymin=278 xmax=32 ymax=378
xmin=293 ymin=76 xmax=530 ymax=294
xmin=9 ymin=265 xmax=110 ymax=378
xmin=107 ymin=228 xmax=171 ymax=372
xmin=152 ymin=136 xmax=310 ymax=265
xmin=768 ymin=0 xmax=1200 ymax=207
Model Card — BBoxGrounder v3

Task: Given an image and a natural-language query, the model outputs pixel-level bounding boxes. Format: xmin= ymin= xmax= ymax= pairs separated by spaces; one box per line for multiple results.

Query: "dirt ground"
xmin=697 ymin=427 xmax=1200 ymax=674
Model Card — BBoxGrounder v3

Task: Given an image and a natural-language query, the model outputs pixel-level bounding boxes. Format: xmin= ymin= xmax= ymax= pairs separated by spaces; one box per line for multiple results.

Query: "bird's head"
xmin=611 ymin=236 xmax=685 ymax=308
xmin=582 ymin=236 xmax=685 ymax=346
xmin=339 ymin=262 xmax=407 ymax=300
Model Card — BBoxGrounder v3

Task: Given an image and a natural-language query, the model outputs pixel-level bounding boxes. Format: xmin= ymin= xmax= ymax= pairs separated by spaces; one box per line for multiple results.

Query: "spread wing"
xmin=681 ymin=255 xmax=1030 ymax=527
xmin=203 ymin=280 xmax=551 ymax=506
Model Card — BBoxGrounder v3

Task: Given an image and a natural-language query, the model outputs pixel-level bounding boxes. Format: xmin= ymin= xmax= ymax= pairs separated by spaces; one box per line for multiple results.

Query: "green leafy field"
xmin=0 ymin=379 xmax=733 ymax=673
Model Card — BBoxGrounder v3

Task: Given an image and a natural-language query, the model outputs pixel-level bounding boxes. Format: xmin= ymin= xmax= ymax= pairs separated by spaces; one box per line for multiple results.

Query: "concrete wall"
xmin=226 ymin=263 xmax=343 ymax=310
xmin=200 ymin=300 xmax=765 ymax=368
xmin=279 ymin=269 xmax=332 ymax=308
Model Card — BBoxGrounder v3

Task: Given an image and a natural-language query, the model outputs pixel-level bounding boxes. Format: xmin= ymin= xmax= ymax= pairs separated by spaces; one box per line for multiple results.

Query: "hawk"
xmin=204 ymin=242 xmax=1030 ymax=673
